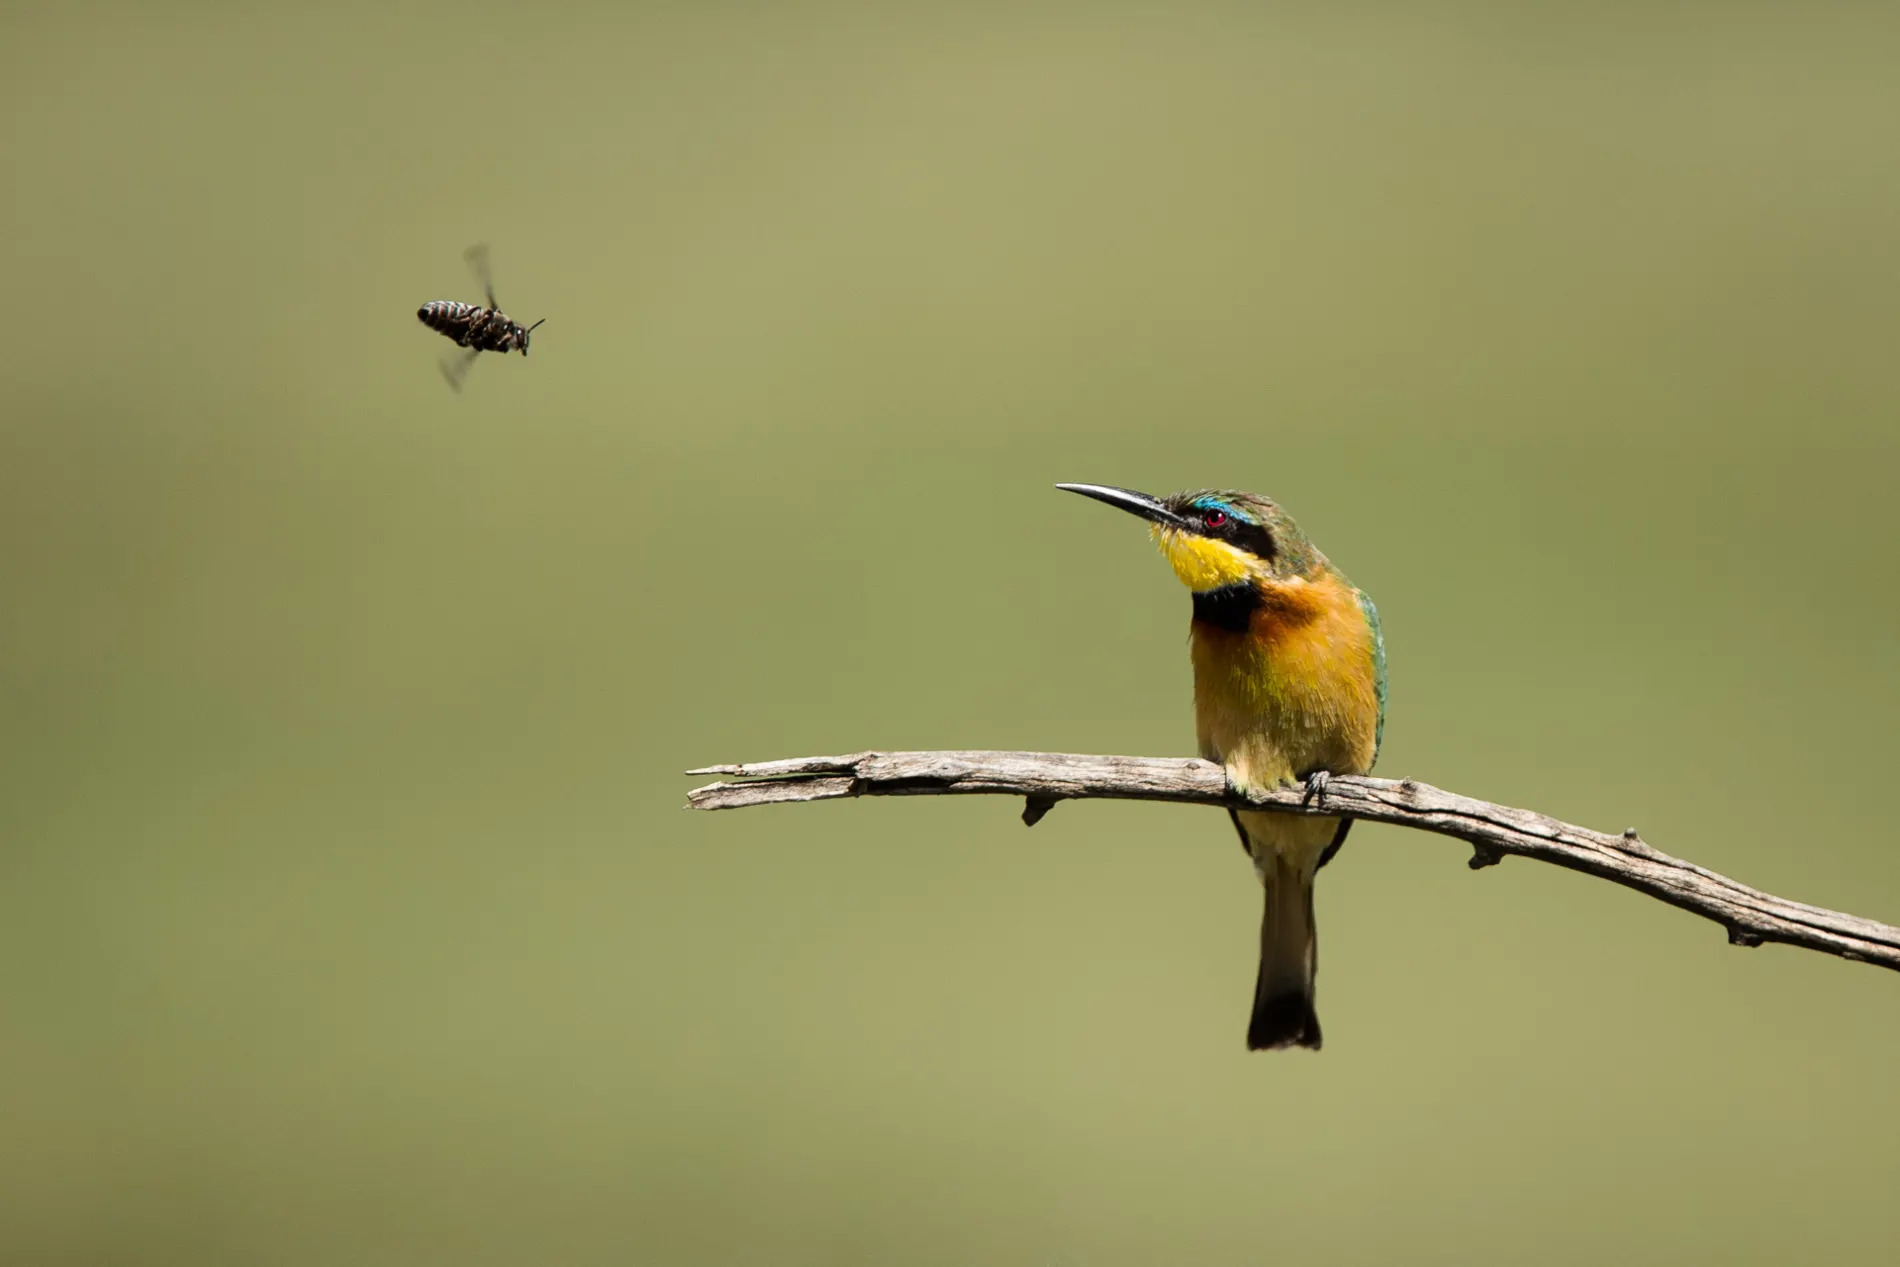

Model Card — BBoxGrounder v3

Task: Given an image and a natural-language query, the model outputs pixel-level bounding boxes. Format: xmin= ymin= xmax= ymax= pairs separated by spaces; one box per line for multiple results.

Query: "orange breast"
xmin=1190 ymin=569 xmax=1381 ymax=793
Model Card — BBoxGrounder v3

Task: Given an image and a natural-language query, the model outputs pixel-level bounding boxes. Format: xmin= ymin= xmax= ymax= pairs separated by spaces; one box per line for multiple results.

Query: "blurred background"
xmin=4 ymin=2 xmax=1898 ymax=1262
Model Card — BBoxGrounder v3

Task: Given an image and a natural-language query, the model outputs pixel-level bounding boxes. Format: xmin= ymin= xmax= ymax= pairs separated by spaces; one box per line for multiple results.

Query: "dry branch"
xmin=685 ymin=750 xmax=1900 ymax=973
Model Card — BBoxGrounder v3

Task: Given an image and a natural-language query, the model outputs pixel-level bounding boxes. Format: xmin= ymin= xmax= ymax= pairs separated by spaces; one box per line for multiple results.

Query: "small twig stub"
xmin=1021 ymin=794 xmax=1059 ymax=827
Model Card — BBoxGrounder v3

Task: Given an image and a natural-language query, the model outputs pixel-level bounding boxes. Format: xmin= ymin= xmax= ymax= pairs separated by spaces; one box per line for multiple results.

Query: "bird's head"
xmin=1057 ymin=483 xmax=1320 ymax=593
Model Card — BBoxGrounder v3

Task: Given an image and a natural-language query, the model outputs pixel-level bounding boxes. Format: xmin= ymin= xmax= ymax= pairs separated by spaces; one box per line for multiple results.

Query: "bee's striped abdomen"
xmin=418 ymin=300 xmax=485 ymax=345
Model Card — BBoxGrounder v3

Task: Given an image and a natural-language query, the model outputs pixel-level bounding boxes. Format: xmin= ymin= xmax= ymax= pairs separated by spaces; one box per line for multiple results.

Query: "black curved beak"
xmin=1055 ymin=483 xmax=1190 ymax=530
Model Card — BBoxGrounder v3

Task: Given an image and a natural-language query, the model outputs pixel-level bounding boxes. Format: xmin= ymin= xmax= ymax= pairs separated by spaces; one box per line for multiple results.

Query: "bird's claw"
xmin=1302 ymin=770 xmax=1332 ymax=808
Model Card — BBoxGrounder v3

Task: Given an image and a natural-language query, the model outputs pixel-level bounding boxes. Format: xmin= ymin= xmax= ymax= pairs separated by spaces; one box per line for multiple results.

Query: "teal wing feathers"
xmin=1357 ymin=588 xmax=1387 ymax=766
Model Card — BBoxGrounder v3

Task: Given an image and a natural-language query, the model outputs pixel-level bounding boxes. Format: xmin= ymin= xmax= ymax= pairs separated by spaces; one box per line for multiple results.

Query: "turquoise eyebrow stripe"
xmin=1188 ymin=496 xmax=1252 ymax=523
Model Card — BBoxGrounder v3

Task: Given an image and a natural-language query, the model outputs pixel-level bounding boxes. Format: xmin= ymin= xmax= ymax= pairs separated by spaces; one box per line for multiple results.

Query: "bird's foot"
xmin=1302 ymin=769 xmax=1332 ymax=808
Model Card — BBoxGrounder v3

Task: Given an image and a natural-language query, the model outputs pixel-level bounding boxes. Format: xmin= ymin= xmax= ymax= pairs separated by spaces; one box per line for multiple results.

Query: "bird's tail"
xmin=1248 ymin=851 xmax=1322 ymax=1051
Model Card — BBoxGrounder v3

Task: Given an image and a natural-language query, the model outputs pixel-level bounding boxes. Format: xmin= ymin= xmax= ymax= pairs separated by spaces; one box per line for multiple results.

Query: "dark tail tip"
xmin=1248 ymin=990 xmax=1322 ymax=1051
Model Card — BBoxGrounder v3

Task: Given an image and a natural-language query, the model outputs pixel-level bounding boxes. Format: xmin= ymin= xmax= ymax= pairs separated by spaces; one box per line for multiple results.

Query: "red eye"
xmin=1203 ymin=510 xmax=1228 ymax=529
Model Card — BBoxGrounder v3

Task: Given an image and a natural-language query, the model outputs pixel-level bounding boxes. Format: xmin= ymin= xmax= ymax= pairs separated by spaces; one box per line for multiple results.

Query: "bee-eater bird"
xmin=1058 ymin=483 xmax=1386 ymax=1051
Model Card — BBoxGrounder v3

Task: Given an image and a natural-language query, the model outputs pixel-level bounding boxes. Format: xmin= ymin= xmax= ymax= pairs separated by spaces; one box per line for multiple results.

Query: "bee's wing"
xmin=439 ymin=347 xmax=480 ymax=393
xmin=463 ymin=242 xmax=498 ymax=310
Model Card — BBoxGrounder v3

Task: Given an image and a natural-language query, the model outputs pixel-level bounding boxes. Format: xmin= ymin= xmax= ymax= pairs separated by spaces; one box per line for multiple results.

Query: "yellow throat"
xmin=1152 ymin=524 xmax=1254 ymax=592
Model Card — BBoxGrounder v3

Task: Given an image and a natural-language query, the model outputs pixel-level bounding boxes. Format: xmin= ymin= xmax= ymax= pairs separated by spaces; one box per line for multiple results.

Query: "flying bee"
xmin=416 ymin=243 xmax=546 ymax=391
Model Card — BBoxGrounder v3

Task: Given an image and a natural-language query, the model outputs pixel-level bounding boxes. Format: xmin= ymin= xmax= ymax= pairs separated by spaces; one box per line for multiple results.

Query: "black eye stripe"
xmin=1233 ymin=521 xmax=1277 ymax=560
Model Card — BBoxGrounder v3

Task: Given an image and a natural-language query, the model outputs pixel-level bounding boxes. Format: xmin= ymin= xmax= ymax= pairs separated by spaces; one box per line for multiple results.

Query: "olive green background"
xmin=4 ymin=3 xmax=1897 ymax=1263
